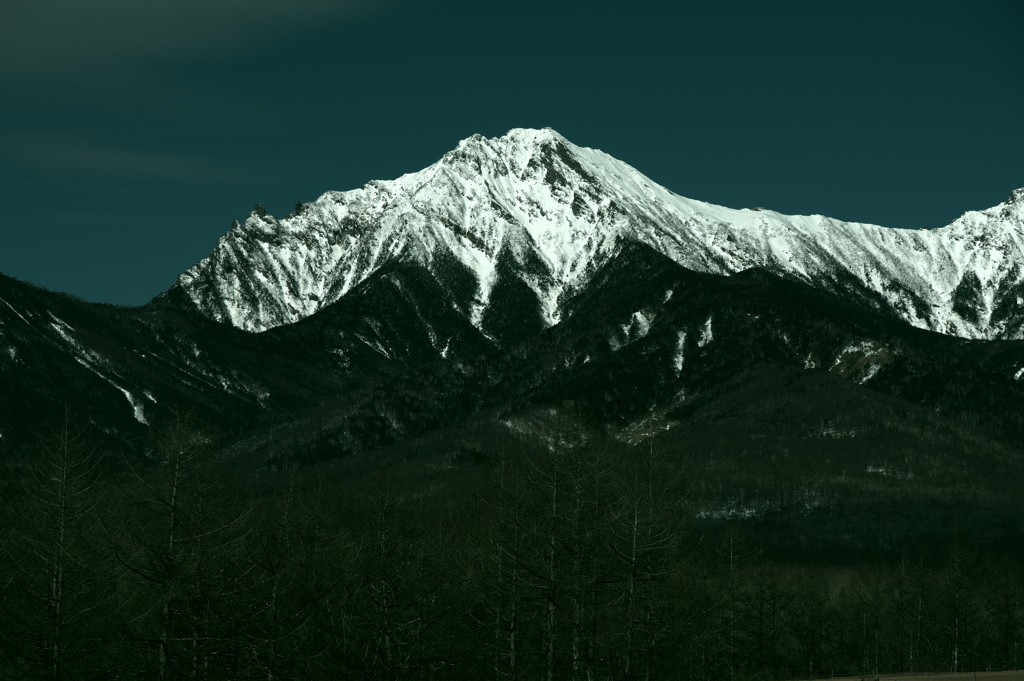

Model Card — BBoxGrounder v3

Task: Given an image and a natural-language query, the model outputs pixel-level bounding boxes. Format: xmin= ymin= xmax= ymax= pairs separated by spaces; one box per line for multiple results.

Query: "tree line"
xmin=0 ymin=410 xmax=1022 ymax=680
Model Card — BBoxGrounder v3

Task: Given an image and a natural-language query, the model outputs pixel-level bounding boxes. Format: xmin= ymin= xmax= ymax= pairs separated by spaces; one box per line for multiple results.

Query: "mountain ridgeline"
xmin=170 ymin=128 xmax=1024 ymax=339
xmin=2 ymin=128 xmax=1024 ymax=565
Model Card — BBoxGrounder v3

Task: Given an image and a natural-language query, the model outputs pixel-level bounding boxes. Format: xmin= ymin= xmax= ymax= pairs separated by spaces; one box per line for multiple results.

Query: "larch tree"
xmin=1 ymin=410 xmax=108 ymax=681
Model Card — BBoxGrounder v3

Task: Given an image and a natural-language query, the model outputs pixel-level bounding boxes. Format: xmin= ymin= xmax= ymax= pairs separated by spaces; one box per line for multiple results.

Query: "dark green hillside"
xmin=218 ymin=244 xmax=1024 ymax=561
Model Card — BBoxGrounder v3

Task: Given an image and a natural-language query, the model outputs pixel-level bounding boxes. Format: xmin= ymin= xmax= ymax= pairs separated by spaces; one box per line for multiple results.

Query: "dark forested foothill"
xmin=1 ymin=410 xmax=1022 ymax=681
xmin=4 ymin=244 xmax=1024 ymax=679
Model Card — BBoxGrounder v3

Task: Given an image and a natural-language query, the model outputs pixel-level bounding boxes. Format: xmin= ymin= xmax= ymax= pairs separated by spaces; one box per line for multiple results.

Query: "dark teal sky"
xmin=1 ymin=0 xmax=1022 ymax=305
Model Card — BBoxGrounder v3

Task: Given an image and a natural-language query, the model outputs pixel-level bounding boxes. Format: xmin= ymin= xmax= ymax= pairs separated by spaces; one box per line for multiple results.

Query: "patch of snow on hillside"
xmin=0 ymin=295 xmax=33 ymax=327
xmin=696 ymin=505 xmax=762 ymax=520
xmin=697 ymin=316 xmax=713 ymax=347
xmin=859 ymin=363 xmax=882 ymax=384
xmin=831 ymin=340 xmax=879 ymax=368
xmin=673 ymin=331 xmax=686 ymax=375
xmin=72 ymin=357 xmax=148 ymax=425
xmin=866 ymin=464 xmax=914 ymax=480
xmin=819 ymin=421 xmax=857 ymax=439
xmin=628 ymin=310 xmax=651 ymax=339
xmin=115 ymin=386 xmax=149 ymax=425
xmin=610 ymin=310 xmax=652 ymax=351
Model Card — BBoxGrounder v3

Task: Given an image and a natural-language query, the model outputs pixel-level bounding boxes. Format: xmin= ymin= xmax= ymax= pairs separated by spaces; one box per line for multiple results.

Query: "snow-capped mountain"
xmin=6 ymin=128 xmax=1024 ymax=564
xmin=170 ymin=128 xmax=1024 ymax=340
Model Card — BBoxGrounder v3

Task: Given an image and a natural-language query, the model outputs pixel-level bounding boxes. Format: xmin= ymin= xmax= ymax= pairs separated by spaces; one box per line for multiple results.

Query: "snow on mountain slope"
xmin=170 ymin=128 xmax=1024 ymax=340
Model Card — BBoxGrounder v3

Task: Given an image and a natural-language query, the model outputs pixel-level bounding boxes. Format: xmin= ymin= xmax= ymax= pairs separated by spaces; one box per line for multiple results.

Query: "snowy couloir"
xmin=170 ymin=128 xmax=1024 ymax=340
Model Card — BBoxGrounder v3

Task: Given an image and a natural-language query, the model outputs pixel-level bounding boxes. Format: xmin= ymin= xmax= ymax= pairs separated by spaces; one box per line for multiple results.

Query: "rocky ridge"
xmin=170 ymin=128 xmax=1024 ymax=341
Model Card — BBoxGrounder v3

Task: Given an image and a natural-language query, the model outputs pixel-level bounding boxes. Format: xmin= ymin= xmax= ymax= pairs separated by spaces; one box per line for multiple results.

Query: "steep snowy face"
xmin=172 ymin=128 xmax=1024 ymax=339
xmin=173 ymin=128 xmax=622 ymax=333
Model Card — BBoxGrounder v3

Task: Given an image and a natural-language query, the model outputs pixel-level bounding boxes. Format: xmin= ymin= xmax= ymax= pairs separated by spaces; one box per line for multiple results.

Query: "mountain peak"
xmin=440 ymin=127 xmax=576 ymax=177
xmin=502 ymin=126 xmax=567 ymax=144
xmin=447 ymin=127 xmax=567 ymax=153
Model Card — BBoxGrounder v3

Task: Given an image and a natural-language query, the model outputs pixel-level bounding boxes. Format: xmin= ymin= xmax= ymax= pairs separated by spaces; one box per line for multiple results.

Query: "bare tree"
xmin=0 ymin=409 xmax=109 ymax=681
xmin=113 ymin=408 xmax=249 ymax=680
xmin=991 ymin=557 xmax=1023 ymax=671
xmin=940 ymin=538 xmax=976 ymax=673
xmin=350 ymin=471 xmax=458 ymax=681
xmin=611 ymin=440 xmax=686 ymax=681
xmin=241 ymin=471 xmax=349 ymax=681
xmin=470 ymin=450 xmax=531 ymax=681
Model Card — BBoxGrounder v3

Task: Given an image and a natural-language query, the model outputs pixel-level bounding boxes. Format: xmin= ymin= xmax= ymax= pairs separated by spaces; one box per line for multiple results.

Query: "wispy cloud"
xmin=0 ymin=0 xmax=389 ymax=85
xmin=4 ymin=132 xmax=275 ymax=183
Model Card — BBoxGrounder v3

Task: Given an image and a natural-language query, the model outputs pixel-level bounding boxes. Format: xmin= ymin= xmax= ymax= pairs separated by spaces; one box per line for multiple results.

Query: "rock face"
xmin=169 ymin=128 xmax=1024 ymax=339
